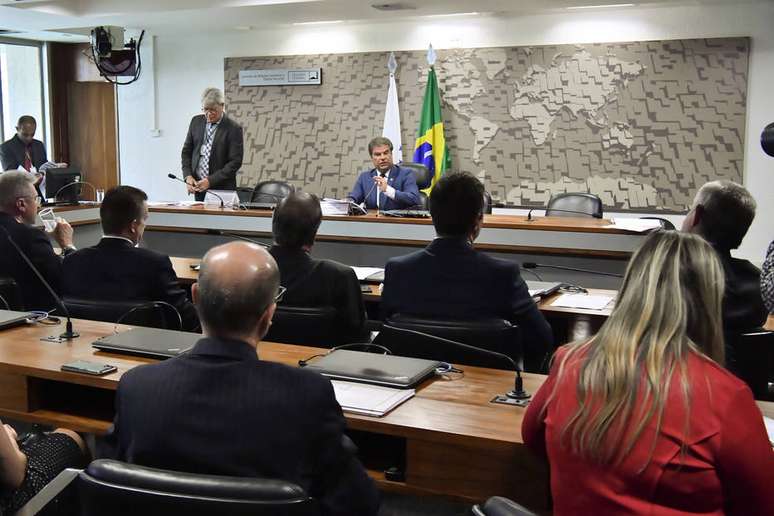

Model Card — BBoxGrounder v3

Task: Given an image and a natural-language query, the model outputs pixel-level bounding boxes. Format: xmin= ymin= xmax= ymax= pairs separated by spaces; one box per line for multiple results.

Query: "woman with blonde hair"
xmin=523 ymin=230 xmax=773 ymax=515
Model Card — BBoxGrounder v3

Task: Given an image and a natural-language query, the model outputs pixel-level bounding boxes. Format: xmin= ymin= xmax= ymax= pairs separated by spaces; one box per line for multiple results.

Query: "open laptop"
xmin=526 ymin=281 xmax=563 ymax=298
xmin=92 ymin=327 xmax=201 ymax=359
xmin=0 ymin=310 xmax=34 ymax=331
xmin=303 ymin=349 xmax=441 ymax=388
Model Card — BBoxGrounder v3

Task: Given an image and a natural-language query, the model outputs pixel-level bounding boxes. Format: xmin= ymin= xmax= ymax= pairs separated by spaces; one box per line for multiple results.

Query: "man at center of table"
xmin=100 ymin=241 xmax=379 ymax=516
xmin=348 ymin=136 xmax=420 ymax=211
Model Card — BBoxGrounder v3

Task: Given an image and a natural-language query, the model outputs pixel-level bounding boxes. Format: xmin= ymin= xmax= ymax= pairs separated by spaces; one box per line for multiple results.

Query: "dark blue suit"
xmin=101 ymin=337 xmax=379 ymax=516
xmin=381 ymin=237 xmax=554 ymax=371
xmin=348 ymin=165 xmax=420 ymax=210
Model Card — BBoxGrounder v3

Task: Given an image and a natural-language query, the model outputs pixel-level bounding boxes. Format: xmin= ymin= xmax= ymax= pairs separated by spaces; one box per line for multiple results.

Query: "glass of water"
xmin=39 ymin=208 xmax=57 ymax=232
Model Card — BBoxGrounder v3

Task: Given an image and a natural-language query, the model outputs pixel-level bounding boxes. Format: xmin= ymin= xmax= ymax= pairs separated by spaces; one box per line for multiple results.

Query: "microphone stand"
xmin=52 ymin=181 xmax=97 ymax=204
xmin=522 ymin=262 xmax=623 ymax=278
xmin=167 ymin=173 xmax=226 ymax=209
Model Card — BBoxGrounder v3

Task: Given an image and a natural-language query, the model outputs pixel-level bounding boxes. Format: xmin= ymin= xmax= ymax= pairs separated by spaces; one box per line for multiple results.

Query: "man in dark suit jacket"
xmin=381 ymin=172 xmax=553 ymax=371
xmin=269 ymin=192 xmax=366 ymax=343
xmin=181 ymin=87 xmax=243 ymax=201
xmin=682 ymin=180 xmax=767 ymax=333
xmin=62 ymin=185 xmax=199 ymax=331
xmin=0 ymin=116 xmax=60 ymax=199
xmin=348 ymin=136 xmax=420 ymax=211
xmin=0 ymin=171 xmax=75 ymax=311
xmin=100 ymin=241 xmax=379 ymax=516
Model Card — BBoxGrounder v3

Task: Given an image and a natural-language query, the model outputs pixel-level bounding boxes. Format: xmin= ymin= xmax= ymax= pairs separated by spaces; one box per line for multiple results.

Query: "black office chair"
xmin=236 ymin=186 xmax=254 ymax=203
xmin=546 ymin=192 xmax=603 ymax=218
xmin=252 ymin=181 xmax=295 ymax=204
xmin=471 ymin=496 xmax=538 ymax=516
xmin=639 ymin=216 xmax=675 ymax=230
xmin=64 ymin=298 xmax=183 ymax=331
xmin=401 ymin=162 xmax=432 ymax=209
xmin=264 ymin=305 xmax=362 ymax=348
xmin=0 ymin=277 xmax=24 ymax=311
xmin=483 ymin=190 xmax=493 ymax=214
xmin=377 ymin=314 xmax=525 ymax=371
xmin=727 ymin=329 xmax=774 ymax=401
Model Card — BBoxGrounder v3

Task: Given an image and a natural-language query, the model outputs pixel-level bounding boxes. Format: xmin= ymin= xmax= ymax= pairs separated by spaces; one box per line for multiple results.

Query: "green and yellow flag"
xmin=412 ymin=66 xmax=450 ymax=191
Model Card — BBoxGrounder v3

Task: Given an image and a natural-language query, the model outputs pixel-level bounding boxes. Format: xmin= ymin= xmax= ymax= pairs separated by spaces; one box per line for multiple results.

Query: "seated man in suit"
xmin=348 ymin=136 xmax=420 ymax=210
xmin=682 ymin=180 xmax=767 ymax=332
xmin=381 ymin=172 xmax=553 ymax=371
xmin=270 ymin=192 xmax=367 ymax=343
xmin=62 ymin=185 xmax=199 ymax=331
xmin=100 ymin=242 xmax=379 ymax=516
xmin=0 ymin=170 xmax=75 ymax=311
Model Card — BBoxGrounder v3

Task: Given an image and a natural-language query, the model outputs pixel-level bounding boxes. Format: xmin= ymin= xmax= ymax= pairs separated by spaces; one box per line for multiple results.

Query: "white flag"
xmin=382 ymin=54 xmax=403 ymax=163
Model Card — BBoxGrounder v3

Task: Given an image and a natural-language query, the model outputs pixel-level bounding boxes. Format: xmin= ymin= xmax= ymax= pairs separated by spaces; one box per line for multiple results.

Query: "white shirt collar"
xmin=102 ymin=235 xmax=136 ymax=245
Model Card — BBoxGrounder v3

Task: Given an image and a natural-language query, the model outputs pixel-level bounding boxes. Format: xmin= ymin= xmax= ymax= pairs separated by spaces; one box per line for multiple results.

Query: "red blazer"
xmin=523 ymin=347 xmax=774 ymax=515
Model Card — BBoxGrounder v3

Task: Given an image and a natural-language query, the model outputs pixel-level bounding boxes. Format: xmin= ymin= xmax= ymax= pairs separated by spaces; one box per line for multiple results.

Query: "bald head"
xmin=195 ymin=241 xmax=280 ymax=339
xmin=272 ymin=192 xmax=322 ymax=249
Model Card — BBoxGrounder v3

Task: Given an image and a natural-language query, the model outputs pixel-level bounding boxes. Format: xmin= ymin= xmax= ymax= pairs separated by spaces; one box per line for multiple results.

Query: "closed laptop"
xmin=92 ymin=327 xmax=200 ymax=359
xmin=304 ymin=349 xmax=440 ymax=388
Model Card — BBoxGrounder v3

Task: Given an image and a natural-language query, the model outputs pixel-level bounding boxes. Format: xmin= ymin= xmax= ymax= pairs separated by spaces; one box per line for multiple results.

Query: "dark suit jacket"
xmin=0 ymin=135 xmax=47 ymax=172
xmin=715 ymin=246 xmax=767 ymax=332
xmin=381 ymin=237 xmax=554 ymax=371
xmin=61 ymin=238 xmax=199 ymax=331
xmin=100 ymin=337 xmax=379 ymax=516
xmin=181 ymin=114 xmax=243 ymax=192
xmin=349 ymin=165 xmax=420 ymax=210
xmin=0 ymin=213 xmax=65 ymax=311
xmin=269 ymin=245 xmax=366 ymax=341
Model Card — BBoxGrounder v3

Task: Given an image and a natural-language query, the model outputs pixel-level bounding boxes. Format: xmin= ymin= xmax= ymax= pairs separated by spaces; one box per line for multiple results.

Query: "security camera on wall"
xmin=90 ymin=26 xmax=145 ymax=85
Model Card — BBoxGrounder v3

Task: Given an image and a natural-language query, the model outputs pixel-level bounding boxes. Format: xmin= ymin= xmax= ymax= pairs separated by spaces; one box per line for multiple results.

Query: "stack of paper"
xmin=604 ymin=218 xmax=663 ymax=233
xmin=331 ymin=380 xmax=414 ymax=417
xmin=551 ymin=293 xmax=614 ymax=310
xmin=320 ymin=198 xmax=350 ymax=216
xmin=351 ymin=267 xmax=384 ymax=282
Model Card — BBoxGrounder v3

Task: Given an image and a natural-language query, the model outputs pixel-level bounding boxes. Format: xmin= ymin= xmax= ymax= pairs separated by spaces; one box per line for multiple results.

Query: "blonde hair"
xmin=549 ymin=230 xmax=725 ymax=465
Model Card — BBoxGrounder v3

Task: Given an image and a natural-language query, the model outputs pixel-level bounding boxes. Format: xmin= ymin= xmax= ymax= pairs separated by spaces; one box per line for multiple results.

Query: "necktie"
xmin=199 ymin=123 xmax=217 ymax=178
xmin=23 ymin=147 xmax=32 ymax=172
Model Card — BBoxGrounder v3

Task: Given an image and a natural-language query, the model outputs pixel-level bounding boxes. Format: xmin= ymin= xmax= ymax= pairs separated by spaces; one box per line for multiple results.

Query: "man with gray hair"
xmin=0 ymin=171 xmax=75 ymax=310
xmin=181 ymin=87 xmax=244 ymax=201
xmin=682 ymin=179 xmax=767 ymax=332
xmin=102 ymin=241 xmax=379 ymax=515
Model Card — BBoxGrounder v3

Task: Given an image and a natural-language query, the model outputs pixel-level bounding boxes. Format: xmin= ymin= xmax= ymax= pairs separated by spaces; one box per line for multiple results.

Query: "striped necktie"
xmin=199 ymin=123 xmax=218 ymax=178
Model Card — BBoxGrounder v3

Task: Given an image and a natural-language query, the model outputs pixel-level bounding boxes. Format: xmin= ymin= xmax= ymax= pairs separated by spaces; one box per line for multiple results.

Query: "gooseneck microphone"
xmin=0 ymin=226 xmax=79 ymax=340
xmin=526 ymin=207 xmax=603 ymax=221
xmin=205 ymin=229 xmax=269 ymax=248
xmin=522 ymin=262 xmax=623 ymax=278
xmin=167 ymin=173 xmax=225 ymax=209
xmin=52 ymin=181 xmax=97 ymax=203
xmin=381 ymin=323 xmax=531 ymax=400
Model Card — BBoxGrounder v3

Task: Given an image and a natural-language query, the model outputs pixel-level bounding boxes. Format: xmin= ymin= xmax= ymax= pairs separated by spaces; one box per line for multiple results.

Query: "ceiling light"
xmin=566 ymin=3 xmax=635 ymax=9
xmin=292 ymin=20 xmax=344 ymax=26
xmin=428 ymin=12 xmax=480 ymax=18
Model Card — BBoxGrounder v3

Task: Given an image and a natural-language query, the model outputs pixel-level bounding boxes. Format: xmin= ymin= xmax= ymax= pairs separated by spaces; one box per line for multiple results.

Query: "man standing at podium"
xmin=181 ymin=87 xmax=243 ymax=201
xmin=348 ymin=137 xmax=420 ymax=211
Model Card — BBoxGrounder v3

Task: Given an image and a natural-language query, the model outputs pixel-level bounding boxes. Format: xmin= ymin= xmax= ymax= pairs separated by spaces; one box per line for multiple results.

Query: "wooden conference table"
xmin=0 ymin=318 xmax=550 ymax=509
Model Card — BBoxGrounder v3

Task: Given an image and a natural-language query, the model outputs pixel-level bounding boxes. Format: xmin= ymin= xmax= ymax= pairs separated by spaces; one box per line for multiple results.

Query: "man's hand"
xmin=195 ymin=178 xmax=210 ymax=192
xmin=52 ymin=218 xmax=74 ymax=249
xmin=373 ymin=176 xmax=388 ymax=192
xmin=185 ymin=176 xmax=197 ymax=194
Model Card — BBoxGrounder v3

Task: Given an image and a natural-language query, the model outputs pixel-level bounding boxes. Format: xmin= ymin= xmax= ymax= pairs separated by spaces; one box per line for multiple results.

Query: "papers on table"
xmin=551 ymin=293 xmax=614 ymax=310
xmin=321 ymin=198 xmax=350 ymax=216
xmin=604 ymin=218 xmax=663 ymax=233
xmin=331 ymin=380 xmax=414 ymax=417
xmin=764 ymin=416 xmax=774 ymax=447
xmin=147 ymin=201 xmax=204 ymax=207
xmin=351 ymin=266 xmax=384 ymax=282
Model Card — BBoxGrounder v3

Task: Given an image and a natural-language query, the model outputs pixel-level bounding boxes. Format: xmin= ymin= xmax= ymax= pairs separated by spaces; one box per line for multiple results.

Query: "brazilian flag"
xmin=412 ymin=66 xmax=450 ymax=192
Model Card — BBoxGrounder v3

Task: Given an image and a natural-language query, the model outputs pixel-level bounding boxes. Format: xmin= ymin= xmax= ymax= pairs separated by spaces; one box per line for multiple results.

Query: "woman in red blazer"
xmin=523 ymin=231 xmax=774 ymax=515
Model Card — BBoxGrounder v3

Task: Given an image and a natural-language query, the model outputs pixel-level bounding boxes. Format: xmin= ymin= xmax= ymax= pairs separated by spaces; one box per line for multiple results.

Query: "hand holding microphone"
xmin=373 ymin=174 xmax=389 ymax=192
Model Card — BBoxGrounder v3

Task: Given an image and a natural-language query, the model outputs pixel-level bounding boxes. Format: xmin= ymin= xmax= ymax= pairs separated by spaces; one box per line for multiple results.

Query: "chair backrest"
xmin=378 ymin=314 xmax=521 ymax=370
xmin=252 ymin=181 xmax=295 ymax=203
xmin=471 ymin=496 xmax=538 ymax=516
xmin=0 ymin=276 xmax=24 ymax=311
xmin=236 ymin=187 xmax=254 ymax=203
xmin=401 ymin=162 xmax=432 ymax=190
xmin=64 ymin=298 xmax=182 ymax=331
xmin=264 ymin=305 xmax=342 ymax=348
xmin=546 ymin=193 xmax=603 ymax=218
xmin=726 ymin=329 xmax=774 ymax=400
xmin=483 ymin=190 xmax=493 ymax=214
xmin=77 ymin=459 xmax=318 ymax=516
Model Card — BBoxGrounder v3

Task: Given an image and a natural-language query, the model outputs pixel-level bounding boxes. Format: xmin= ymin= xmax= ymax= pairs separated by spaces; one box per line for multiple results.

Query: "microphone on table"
xmin=522 ymin=262 xmax=623 ymax=278
xmin=205 ymin=229 xmax=269 ymax=248
xmin=167 ymin=173 xmax=225 ymax=209
xmin=526 ymin=207 xmax=603 ymax=221
xmin=0 ymin=226 xmax=79 ymax=340
xmin=381 ymin=323 xmax=531 ymax=400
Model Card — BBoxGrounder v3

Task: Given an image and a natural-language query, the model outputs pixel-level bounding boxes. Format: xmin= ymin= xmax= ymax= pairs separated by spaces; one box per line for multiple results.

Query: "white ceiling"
xmin=0 ymin=0 xmax=763 ymax=40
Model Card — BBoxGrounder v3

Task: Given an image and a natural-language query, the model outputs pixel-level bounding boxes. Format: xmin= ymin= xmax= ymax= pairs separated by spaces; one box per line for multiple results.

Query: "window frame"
xmin=0 ymin=36 xmax=47 ymax=149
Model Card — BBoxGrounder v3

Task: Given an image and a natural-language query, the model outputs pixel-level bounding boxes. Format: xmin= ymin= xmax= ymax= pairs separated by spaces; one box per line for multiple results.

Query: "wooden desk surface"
xmin=0 ymin=318 xmax=548 ymax=505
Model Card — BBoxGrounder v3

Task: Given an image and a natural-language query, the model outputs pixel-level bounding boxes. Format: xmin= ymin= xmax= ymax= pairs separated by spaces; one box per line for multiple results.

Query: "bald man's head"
xmin=194 ymin=241 xmax=280 ymax=338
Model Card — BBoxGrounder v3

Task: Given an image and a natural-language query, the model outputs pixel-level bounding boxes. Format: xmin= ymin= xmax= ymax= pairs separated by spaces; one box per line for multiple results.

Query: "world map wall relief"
xmin=225 ymin=38 xmax=748 ymax=212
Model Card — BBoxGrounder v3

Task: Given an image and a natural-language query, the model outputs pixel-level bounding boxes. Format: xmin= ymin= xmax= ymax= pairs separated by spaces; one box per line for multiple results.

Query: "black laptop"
xmin=92 ymin=327 xmax=201 ymax=359
xmin=303 ymin=350 xmax=441 ymax=388
xmin=0 ymin=310 xmax=33 ymax=331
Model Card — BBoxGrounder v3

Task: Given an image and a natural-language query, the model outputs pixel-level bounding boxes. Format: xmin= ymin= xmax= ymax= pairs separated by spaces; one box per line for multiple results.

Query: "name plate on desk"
xmin=239 ymin=68 xmax=321 ymax=86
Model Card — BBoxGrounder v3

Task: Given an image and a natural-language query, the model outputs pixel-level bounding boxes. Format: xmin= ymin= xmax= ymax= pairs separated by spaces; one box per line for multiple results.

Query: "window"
xmin=0 ymin=39 xmax=46 ymax=148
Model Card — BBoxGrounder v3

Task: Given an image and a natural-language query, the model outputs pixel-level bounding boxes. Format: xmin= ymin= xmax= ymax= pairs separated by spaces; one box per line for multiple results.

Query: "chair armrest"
xmin=13 ymin=468 xmax=81 ymax=516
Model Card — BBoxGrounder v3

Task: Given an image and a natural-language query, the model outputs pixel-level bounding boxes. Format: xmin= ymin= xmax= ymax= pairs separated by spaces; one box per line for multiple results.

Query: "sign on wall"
xmin=239 ymin=68 xmax=321 ymax=86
